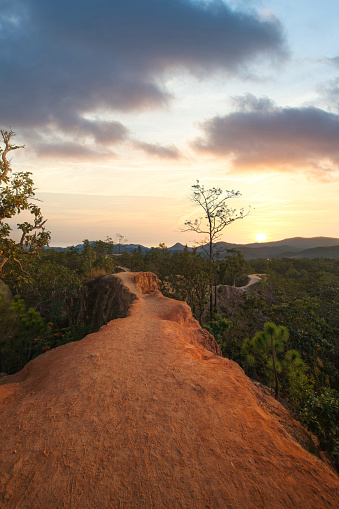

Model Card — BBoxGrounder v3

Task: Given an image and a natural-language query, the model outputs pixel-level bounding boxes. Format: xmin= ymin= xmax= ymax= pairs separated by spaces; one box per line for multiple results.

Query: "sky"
xmin=1 ymin=0 xmax=339 ymax=247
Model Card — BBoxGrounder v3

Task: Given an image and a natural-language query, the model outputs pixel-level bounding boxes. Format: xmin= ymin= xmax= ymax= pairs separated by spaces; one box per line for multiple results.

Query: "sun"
xmin=256 ymin=233 xmax=267 ymax=243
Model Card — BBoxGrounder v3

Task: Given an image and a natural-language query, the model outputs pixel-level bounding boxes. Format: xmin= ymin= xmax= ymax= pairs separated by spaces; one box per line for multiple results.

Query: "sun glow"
xmin=256 ymin=233 xmax=267 ymax=242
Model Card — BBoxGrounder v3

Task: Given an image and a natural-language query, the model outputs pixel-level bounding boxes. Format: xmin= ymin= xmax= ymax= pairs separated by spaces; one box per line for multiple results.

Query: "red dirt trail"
xmin=0 ymin=272 xmax=338 ymax=508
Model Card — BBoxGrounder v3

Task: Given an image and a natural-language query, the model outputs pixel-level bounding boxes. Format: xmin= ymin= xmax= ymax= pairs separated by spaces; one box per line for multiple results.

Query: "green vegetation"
xmin=300 ymin=388 xmax=339 ymax=465
xmin=242 ymin=322 xmax=307 ymax=400
xmin=0 ymin=236 xmax=120 ymax=373
xmin=227 ymin=257 xmax=338 ymax=467
xmin=0 ymin=284 xmax=89 ymax=373
xmin=0 ymin=130 xmax=50 ymax=274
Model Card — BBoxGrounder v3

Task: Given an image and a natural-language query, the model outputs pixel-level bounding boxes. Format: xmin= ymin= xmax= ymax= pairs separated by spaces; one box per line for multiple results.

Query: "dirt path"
xmin=0 ymin=272 xmax=338 ymax=508
xmin=237 ymin=273 xmax=266 ymax=290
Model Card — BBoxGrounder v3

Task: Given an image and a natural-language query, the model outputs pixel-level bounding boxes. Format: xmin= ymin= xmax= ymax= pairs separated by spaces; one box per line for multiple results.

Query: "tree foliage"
xmin=300 ymin=388 xmax=339 ymax=465
xmin=217 ymin=248 xmax=246 ymax=287
xmin=162 ymin=248 xmax=210 ymax=324
xmin=0 ymin=130 xmax=50 ymax=274
xmin=4 ymin=257 xmax=83 ymax=323
xmin=242 ymin=321 xmax=307 ymax=399
xmin=0 ymin=287 xmax=44 ymax=373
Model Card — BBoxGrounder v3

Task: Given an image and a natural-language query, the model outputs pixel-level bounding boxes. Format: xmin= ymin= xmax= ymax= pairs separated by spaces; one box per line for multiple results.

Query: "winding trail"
xmin=236 ymin=273 xmax=267 ymax=291
xmin=0 ymin=272 xmax=338 ymax=508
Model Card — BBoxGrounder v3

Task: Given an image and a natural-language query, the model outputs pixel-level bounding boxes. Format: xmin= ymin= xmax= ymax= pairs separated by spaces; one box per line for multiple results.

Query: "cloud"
xmin=19 ymin=117 xmax=129 ymax=158
xmin=41 ymin=117 xmax=129 ymax=144
xmin=134 ymin=141 xmax=181 ymax=159
xmin=328 ymin=56 xmax=339 ymax=68
xmin=193 ymin=94 xmax=339 ymax=179
xmin=0 ymin=0 xmax=286 ymax=141
xmin=59 ymin=118 xmax=129 ymax=146
xmin=316 ymin=57 xmax=339 ymax=113
xmin=319 ymin=80 xmax=339 ymax=114
xmin=34 ymin=142 xmax=115 ymax=160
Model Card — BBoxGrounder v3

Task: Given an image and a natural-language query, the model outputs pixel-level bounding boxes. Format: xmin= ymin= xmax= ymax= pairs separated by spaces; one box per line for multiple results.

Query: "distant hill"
xmin=291 ymin=245 xmax=339 ymax=259
xmin=210 ymin=237 xmax=339 ymax=260
xmin=47 ymin=242 xmax=151 ymax=255
xmin=168 ymin=242 xmax=187 ymax=251
xmin=47 ymin=237 xmax=339 ymax=260
xmin=243 ymin=236 xmax=339 ymax=250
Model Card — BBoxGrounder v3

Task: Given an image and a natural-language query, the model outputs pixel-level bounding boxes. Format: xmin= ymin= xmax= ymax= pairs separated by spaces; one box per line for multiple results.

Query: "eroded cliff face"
xmin=76 ymin=272 xmax=221 ymax=356
xmin=0 ymin=272 xmax=338 ymax=509
xmin=76 ymin=271 xmax=159 ymax=333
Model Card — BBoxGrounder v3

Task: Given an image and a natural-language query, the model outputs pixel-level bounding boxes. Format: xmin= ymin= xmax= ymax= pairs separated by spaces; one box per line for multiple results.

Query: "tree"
xmin=183 ymin=181 xmax=249 ymax=318
xmin=5 ymin=257 xmax=83 ymax=323
xmin=163 ymin=248 xmax=210 ymax=325
xmin=0 ymin=282 xmax=20 ymax=370
xmin=242 ymin=321 xmax=307 ymax=400
xmin=144 ymin=245 xmax=172 ymax=280
xmin=0 ymin=293 xmax=45 ymax=373
xmin=0 ymin=130 xmax=50 ymax=275
xmin=225 ymin=249 xmax=246 ymax=287
xmin=82 ymin=239 xmax=96 ymax=279
xmin=217 ymin=248 xmax=246 ymax=287
xmin=116 ymin=233 xmax=127 ymax=254
xmin=300 ymin=387 xmax=339 ymax=467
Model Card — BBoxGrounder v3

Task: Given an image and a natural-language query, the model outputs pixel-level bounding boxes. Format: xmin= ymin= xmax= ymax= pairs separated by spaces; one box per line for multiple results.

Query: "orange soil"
xmin=0 ymin=272 xmax=338 ymax=508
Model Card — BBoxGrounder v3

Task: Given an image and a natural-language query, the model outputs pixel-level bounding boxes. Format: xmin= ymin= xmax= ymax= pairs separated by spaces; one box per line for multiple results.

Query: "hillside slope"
xmin=0 ymin=272 xmax=338 ymax=508
xmin=291 ymin=245 xmax=339 ymax=259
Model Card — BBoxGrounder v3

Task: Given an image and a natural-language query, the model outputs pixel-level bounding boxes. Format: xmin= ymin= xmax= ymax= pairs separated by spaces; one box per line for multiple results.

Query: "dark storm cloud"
xmin=134 ymin=141 xmax=181 ymax=159
xmin=193 ymin=94 xmax=339 ymax=178
xmin=0 ymin=0 xmax=286 ymax=146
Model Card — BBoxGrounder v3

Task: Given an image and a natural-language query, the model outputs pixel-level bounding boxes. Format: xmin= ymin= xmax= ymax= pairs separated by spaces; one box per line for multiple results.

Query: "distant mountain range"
xmin=49 ymin=236 xmax=339 ymax=260
xmin=170 ymin=237 xmax=339 ymax=260
xmin=212 ymin=237 xmax=339 ymax=260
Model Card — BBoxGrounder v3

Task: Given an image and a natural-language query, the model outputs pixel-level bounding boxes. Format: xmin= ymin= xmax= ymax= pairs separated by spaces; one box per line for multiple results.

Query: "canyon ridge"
xmin=0 ymin=272 xmax=338 ymax=508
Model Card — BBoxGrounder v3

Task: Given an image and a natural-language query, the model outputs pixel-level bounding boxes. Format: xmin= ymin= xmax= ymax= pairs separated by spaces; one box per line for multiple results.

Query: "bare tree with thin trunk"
xmin=183 ymin=181 xmax=249 ymax=320
xmin=116 ymin=233 xmax=127 ymax=254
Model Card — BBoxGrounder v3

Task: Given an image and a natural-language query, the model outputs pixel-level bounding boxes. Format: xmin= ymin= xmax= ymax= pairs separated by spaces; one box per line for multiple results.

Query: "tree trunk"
xmin=209 ymin=241 xmax=213 ymax=320
xmin=271 ymin=332 xmax=279 ymax=399
xmin=0 ymin=256 xmax=8 ymax=275
xmin=209 ymin=291 xmax=213 ymax=321
xmin=273 ymin=354 xmax=279 ymax=399
xmin=214 ymin=275 xmax=218 ymax=309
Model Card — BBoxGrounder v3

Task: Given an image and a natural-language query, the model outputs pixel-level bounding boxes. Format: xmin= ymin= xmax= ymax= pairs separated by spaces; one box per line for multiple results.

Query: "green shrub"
xmin=205 ymin=313 xmax=232 ymax=354
xmin=300 ymin=388 xmax=339 ymax=467
xmin=1 ymin=290 xmax=89 ymax=374
xmin=0 ymin=294 xmax=45 ymax=373
xmin=30 ymin=324 xmax=90 ymax=357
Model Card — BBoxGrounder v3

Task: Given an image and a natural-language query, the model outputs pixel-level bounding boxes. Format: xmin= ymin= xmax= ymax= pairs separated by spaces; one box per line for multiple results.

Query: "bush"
xmin=300 ymin=388 xmax=339 ymax=467
xmin=0 ymin=290 xmax=89 ymax=374
xmin=205 ymin=313 xmax=232 ymax=350
xmin=30 ymin=324 xmax=90 ymax=357
xmin=0 ymin=294 xmax=45 ymax=373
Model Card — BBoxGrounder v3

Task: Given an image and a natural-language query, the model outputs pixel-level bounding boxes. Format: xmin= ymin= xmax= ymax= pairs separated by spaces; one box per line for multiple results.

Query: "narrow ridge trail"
xmin=0 ymin=272 xmax=338 ymax=508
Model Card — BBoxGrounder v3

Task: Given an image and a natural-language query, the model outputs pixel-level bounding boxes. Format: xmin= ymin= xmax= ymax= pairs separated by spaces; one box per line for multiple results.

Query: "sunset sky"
xmin=2 ymin=0 xmax=339 ymax=247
